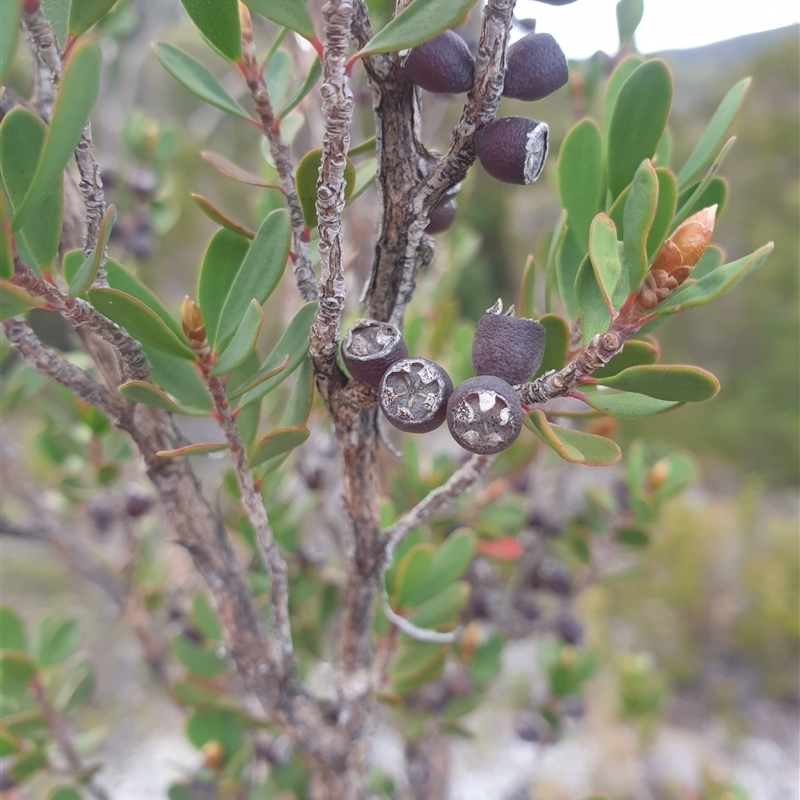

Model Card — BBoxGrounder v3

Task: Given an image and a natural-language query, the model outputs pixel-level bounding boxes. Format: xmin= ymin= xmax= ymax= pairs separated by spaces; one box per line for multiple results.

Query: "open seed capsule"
xmin=341 ymin=320 xmax=408 ymax=388
xmin=447 ymin=375 xmax=523 ymax=455
xmin=474 ymin=117 xmax=549 ymax=185
xmin=379 ymin=357 xmax=453 ymax=433
xmin=471 ymin=313 xmax=547 ymax=385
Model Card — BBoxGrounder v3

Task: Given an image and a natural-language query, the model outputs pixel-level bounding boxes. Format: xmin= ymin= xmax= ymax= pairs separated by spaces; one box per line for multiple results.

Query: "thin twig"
xmin=382 ymin=589 xmax=460 ymax=644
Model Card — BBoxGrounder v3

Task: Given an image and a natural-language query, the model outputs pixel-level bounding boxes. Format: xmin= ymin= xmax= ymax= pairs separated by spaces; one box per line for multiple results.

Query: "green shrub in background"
xmin=0 ymin=0 xmax=785 ymax=797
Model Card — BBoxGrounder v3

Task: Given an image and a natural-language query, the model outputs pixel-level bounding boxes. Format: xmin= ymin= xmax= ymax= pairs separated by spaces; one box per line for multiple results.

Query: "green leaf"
xmin=295 ymin=149 xmax=356 ymax=229
xmin=192 ymin=594 xmax=223 ymax=641
xmin=525 ymin=410 xmax=621 ymax=466
xmin=88 ymin=288 xmax=196 ymax=359
xmin=532 ymin=313 xmax=570 ymax=380
xmin=67 ymin=204 xmax=116 ymax=297
xmin=179 ymin=0 xmax=242 ymax=62
xmin=34 ymin=617 xmax=79 ymax=666
xmin=197 ymin=229 xmax=251 ymax=347
xmin=243 ymin=0 xmax=315 ymax=40
xmin=655 ymin=126 xmax=672 ymax=168
xmin=247 ymin=424 xmax=309 ymax=468
xmin=143 ymin=347 xmax=212 ymax=412
xmin=545 ymin=209 xmax=568 ymax=313
xmin=575 ymin=254 xmax=611 ymax=344
xmin=673 ymin=136 xmax=735 ymax=226
xmin=157 ymin=442 xmax=228 ymax=458
xmin=236 ymin=301 xmax=316 ymax=403
xmin=579 ymin=391 xmax=682 ymax=418
xmin=617 ymin=526 xmax=649 ymax=547
xmin=677 ymin=78 xmax=750 ymax=189
xmin=12 ymin=40 xmax=102 ymax=233
xmin=0 ymin=191 xmax=13 ymax=279
xmin=0 ymin=731 xmax=17 ymax=756
xmin=0 ymin=108 xmax=63 ymax=270
xmin=211 ymin=299 xmax=263 ymax=375
xmin=69 ymin=0 xmax=120 ymax=37
xmin=10 ymin=747 xmax=47 ymax=782
xmin=41 ymin=0 xmax=69 ymax=48
xmin=216 ymin=209 xmax=290 ymax=347
xmin=606 ymin=59 xmax=672 ymax=199
xmin=55 ymin=661 xmax=95 ymax=714
xmin=171 ymin=680 xmax=239 ymax=710
xmin=279 ymin=56 xmax=322 ymax=118
xmin=0 ymin=0 xmax=22 ymax=82
xmin=691 ymin=244 xmax=724 ymax=281
xmin=556 ymin=229 xmax=583 ymax=320
xmin=602 ymin=55 xmax=643 ymax=145
xmin=186 ymin=709 xmax=242 ymax=757
xmin=411 ymin=529 xmax=475 ymax=607
xmin=263 ymin=49 xmax=292 ymax=111
xmin=171 ymin=635 xmax=228 ymax=677
xmin=0 ymin=281 xmax=44 ymax=319
xmin=152 ymin=43 xmax=251 ymax=121
xmin=191 ymin=193 xmax=255 ymax=240
xmin=588 ymin=213 xmax=622 ymax=308
xmin=118 ymin=380 xmax=207 ymax=415
xmin=517 ymin=255 xmax=535 ymax=320
xmin=389 ymin=641 xmax=447 ymax=695
xmin=647 ymin=168 xmax=678 ymax=259
xmin=595 ymin=364 xmax=719 ymax=402
xmin=660 ymin=244 xmax=773 ymax=313
xmin=0 ymin=651 xmax=37 ymax=683
xmin=4 ymin=711 xmax=48 ymax=740
xmin=231 ymin=353 xmax=289 ymax=400
xmin=558 ymin=118 xmax=603 ymax=255
xmin=675 ymin=176 xmax=727 ymax=225
xmin=616 ymin=0 xmax=644 ymax=42
xmin=353 ymin=0 xmax=480 ymax=60
xmin=622 ymin=159 xmax=659 ymax=291
xmin=592 ymin=339 xmax=658 ymax=379
xmin=393 ymin=544 xmax=435 ymax=608
xmin=407 ymin=582 xmax=469 ymax=631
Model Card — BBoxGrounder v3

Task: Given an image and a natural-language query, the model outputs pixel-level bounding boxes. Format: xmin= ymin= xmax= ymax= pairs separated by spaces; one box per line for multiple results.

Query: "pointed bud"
xmin=181 ymin=296 xmax=206 ymax=345
xmin=239 ymin=2 xmax=256 ymax=67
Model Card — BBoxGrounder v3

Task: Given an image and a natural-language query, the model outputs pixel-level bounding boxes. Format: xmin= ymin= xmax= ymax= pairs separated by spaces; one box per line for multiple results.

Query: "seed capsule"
xmin=503 ymin=33 xmax=569 ymax=102
xmin=472 ymin=312 xmax=547 ymax=386
xmin=341 ymin=320 xmax=408 ymax=387
xmin=426 ymin=197 xmax=457 ymax=234
xmin=379 ymin=357 xmax=453 ymax=434
xmin=447 ymin=375 xmax=523 ymax=455
xmin=474 ymin=117 xmax=549 ymax=185
xmin=403 ymin=30 xmax=475 ymax=94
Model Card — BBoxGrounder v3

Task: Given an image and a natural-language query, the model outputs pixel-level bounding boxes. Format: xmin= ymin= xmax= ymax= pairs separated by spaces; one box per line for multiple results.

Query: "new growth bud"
xmin=181 ymin=296 xmax=206 ymax=345
xmin=633 ymin=206 xmax=717 ymax=312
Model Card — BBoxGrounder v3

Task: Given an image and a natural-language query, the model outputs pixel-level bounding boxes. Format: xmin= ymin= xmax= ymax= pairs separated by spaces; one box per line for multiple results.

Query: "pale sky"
xmin=516 ymin=0 xmax=800 ymax=58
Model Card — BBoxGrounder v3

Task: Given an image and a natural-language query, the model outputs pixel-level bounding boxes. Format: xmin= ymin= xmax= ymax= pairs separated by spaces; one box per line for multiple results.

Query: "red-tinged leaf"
xmin=191 ymin=194 xmax=255 ymax=240
xmin=595 ymin=364 xmax=719 ymax=402
xmin=0 ymin=280 xmax=45 ymax=319
xmin=157 ymin=443 xmax=228 ymax=458
xmin=247 ymin=424 xmax=309 ymax=468
xmin=525 ymin=410 xmax=621 ymax=465
xmin=201 ymin=151 xmax=283 ymax=189
xmin=118 ymin=380 xmax=209 ymax=415
xmin=476 ymin=536 xmax=523 ymax=561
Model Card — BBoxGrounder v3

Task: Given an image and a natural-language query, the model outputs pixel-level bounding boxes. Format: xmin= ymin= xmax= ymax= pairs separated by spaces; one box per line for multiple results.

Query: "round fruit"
xmin=472 ymin=312 xmax=547 ymax=385
xmin=341 ymin=320 xmax=408 ymax=387
xmin=426 ymin=197 xmax=457 ymax=234
xmin=403 ymin=30 xmax=475 ymax=94
xmin=503 ymin=33 xmax=569 ymax=102
xmin=474 ymin=117 xmax=549 ymax=185
xmin=379 ymin=357 xmax=453 ymax=433
xmin=447 ymin=375 xmax=523 ymax=455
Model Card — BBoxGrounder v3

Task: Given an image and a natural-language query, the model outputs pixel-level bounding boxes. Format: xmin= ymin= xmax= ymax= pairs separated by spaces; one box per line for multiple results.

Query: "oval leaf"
xmin=390 ymin=642 xmax=447 ymax=695
xmin=393 ymin=543 xmax=435 ymax=608
xmin=69 ymin=0 xmax=120 ymax=37
xmin=247 ymin=424 xmax=309 ymax=468
xmin=677 ymin=78 xmax=750 ymax=189
xmin=575 ymin=254 xmax=611 ymax=344
xmin=143 ymin=347 xmax=212 ymax=412
xmin=579 ymin=391 xmax=682 ymax=418
xmin=0 ymin=107 xmax=63 ymax=269
xmin=525 ymin=410 xmax=621 ymax=465
xmin=592 ymin=339 xmax=659 ymax=379
xmin=243 ymin=0 xmax=315 ymax=40
xmin=118 ymin=380 xmax=207 ymax=415
xmin=412 ymin=530 xmax=475 ymax=606
xmin=596 ymin=364 xmax=719 ymax=402
xmin=673 ymin=136 xmax=735 ymax=226
xmin=157 ymin=442 xmax=228 ymax=458
xmin=211 ymin=299 xmax=263 ymax=375
xmin=216 ymin=209 xmax=290 ymax=347
xmin=171 ymin=635 xmax=227 ymax=677
xmin=532 ymin=313 xmax=569 ymax=380
xmin=68 ymin=204 xmax=116 ymax=297
xmin=0 ymin=607 xmax=27 ymax=652
xmin=647 ymin=168 xmax=678 ymax=259
xmin=88 ymin=287 xmax=196 ymax=360
xmin=588 ymin=213 xmax=622 ymax=308
xmin=607 ymin=59 xmax=673 ymax=199
xmin=0 ymin=0 xmax=22 ymax=82
xmin=622 ymin=159 xmax=659 ymax=292
xmin=152 ymin=43 xmax=251 ymax=121
xmin=179 ymin=0 xmax=241 ymax=62
xmin=558 ymin=118 xmax=603 ymax=255
xmin=602 ymin=55 xmax=644 ymax=144
xmin=12 ymin=40 xmax=101 ymax=233
xmin=354 ymin=0 xmax=480 ymax=60
xmin=34 ymin=617 xmax=79 ymax=666
xmin=407 ymin=582 xmax=469 ymax=631
xmin=675 ymin=176 xmax=727 ymax=226
xmin=556 ymin=229 xmax=583 ymax=320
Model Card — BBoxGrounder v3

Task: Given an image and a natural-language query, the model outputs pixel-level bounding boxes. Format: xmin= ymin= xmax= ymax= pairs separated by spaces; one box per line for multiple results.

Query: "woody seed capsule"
xmin=474 ymin=117 xmax=549 ymax=185
xmin=472 ymin=312 xmax=547 ymax=386
xmin=503 ymin=33 xmax=569 ymax=102
xmin=379 ymin=357 xmax=453 ymax=434
xmin=403 ymin=30 xmax=475 ymax=95
xmin=341 ymin=320 xmax=408 ymax=387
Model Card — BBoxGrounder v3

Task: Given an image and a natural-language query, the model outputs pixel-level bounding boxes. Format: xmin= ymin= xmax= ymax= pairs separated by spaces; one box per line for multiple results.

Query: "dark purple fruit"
xmin=125 ymin=487 xmax=153 ymax=518
xmin=342 ymin=319 xmax=408 ymax=387
xmin=474 ymin=117 xmax=549 ymax=185
xmin=556 ymin=615 xmax=584 ymax=645
xmin=379 ymin=357 xmax=453 ymax=434
xmin=472 ymin=312 xmax=547 ymax=386
xmin=503 ymin=33 xmax=569 ymax=102
xmin=426 ymin=197 xmax=457 ymax=234
xmin=403 ymin=30 xmax=475 ymax=94
xmin=447 ymin=375 xmax=523 ymax=455
xmin=530 ymin=558 xmax=571 ymax=596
